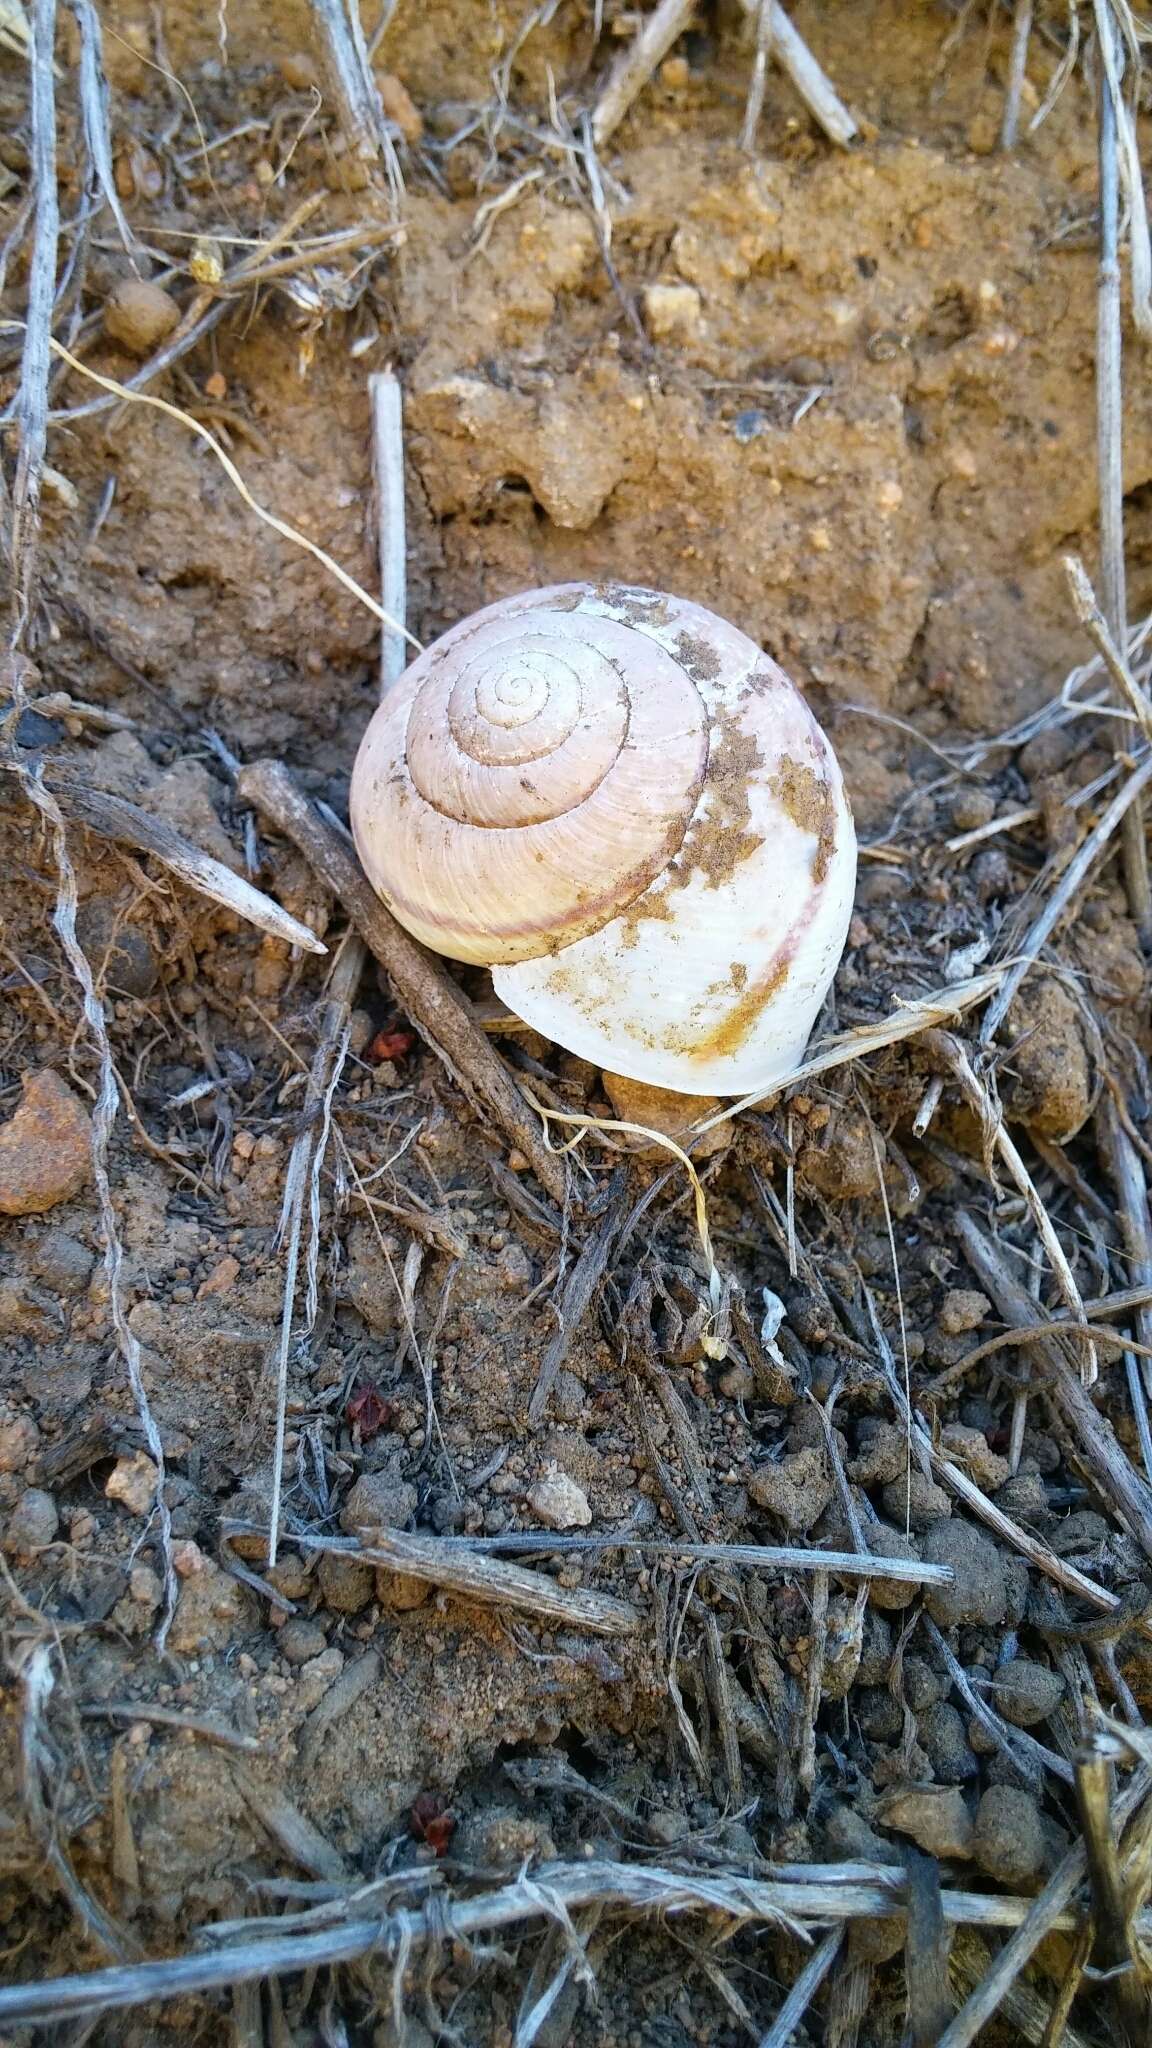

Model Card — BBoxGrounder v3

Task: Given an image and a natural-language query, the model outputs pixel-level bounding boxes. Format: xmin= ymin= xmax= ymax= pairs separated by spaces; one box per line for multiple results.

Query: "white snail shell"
xmin=350 ymin=583 xmax=857 ymax=1096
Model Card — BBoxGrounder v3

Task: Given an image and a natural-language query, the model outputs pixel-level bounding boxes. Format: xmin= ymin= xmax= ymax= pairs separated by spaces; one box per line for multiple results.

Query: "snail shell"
xmin=350 ymin=583 xmax=856 ymax=1096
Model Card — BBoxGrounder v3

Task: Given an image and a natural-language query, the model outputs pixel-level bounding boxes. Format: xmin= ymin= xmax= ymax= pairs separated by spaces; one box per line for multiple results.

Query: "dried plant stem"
xmin=955 ymin=1211 xmax=1152 ymax=1568
xmin=591 ymin=0 xmax=695 ymax=146
xmin=8 ymin=1852 xmax=1152 ymax=2029
xmin=980 ymin=749 xmax=1152 ymax=1043
xmin=999 ymin=0 xmax=1033 ymax=150
xmin=1065 ymin=555 xmax=1152 ymax=739
xmin=231 ymin=1524 xmax=641 ymax=1636
xmin=0 ymin=763 xmax=326 ymax=953
xmin=1093 ymin=1 xmax=1152 ymax=938
xmin=930 ymin=1032 xmax=1097 ymax=1383
xmin=18 ymin=772 xmax=178 ymax=1646
xmin=369 ymin=368 xmax=407 ymax=694
xmin=1075 ymin=1735 xmax=1149 ymax=2040
xmin=266 ymin=930 xmax=366 ymax=1567
xmin=71 ymin=0 xmax=134 ymax=253
xmin=758 ymin=1927 xmax=842 ymax=2048
xmin=309 ymin=0 xmax=400 ymax=193
xmin=741 ymin=0 xmax=774 ymax=150
xmin=9 ymin=0 xmax=58 ymax=637
xmin=736 ymin=2 xmax=856 ymax=146
xmin=236 ymin=758 xmax=567 ymax=1207
xmin=938 ymin=1767 xmax=1152 ymax=2048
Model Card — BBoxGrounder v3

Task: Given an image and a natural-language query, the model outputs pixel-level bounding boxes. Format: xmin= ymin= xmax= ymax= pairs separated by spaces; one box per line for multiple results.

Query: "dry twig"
xmin=236 ymin=758 xmax=567 ymax=1207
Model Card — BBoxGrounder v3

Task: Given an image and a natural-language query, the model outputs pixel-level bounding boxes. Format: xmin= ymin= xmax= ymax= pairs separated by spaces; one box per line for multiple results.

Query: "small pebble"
xmin=903 ymin=1655 xmax=946 ymax=1711
xmin=374 ymin=70 xmax=423 ymax=144
xmin=103 ymin=277 xmax=181 ymax=355
xmin=105 ymin=1452 xmax=158 ymax=1517
xmin=879 ymin=1784 xmax=974 ymax=1861
xmin=848 ymin=1420 xmax=906 ymax=1487
xmin=317 ymin=1551 xmax=374 ymax=1614
xmin=993 ymin=1470 xmax=1053 ymax=1529
xmin=939 ymin=1290 xmax=990 ymax=1337
xmin=0 ymin=1070 xmax=92 ymax=1217
xmin=4 ymin=1486 xmax=58 ymax=1554
xmin=374 ymin=1568 xmax=432 ymax=1609
xmin=917 ymin=1700 xmax=979 ymax=1782
xmin=863 ymin=1522 xmax=924 ymax=1611
xmin=940 ymin=1424 xmax=1010 ymax=1493
xmin=642 ymin=281 xmax=701 ymax=342
xmin=922 ymin=1518 xmax=1008 ymax=1628
xmin=881 ymin=1470 xmax=952 ymax=1531
xmin=27 ymin=1228 xmax=94 ymax=1295
xmin=340 ymin=1465 xmax=418 ymax=1536
xmin=748 ymin=1446 xmax=833 ymax=1533
xmin=971 ymin=1784 xmax=1045 ymax=1885
xmin=990 ymin=1657 xmax=1065 ymax=1728
xmin=277 ymin=1618 xmax=327 ymax=1665
xmin=972 ymin=847 xmax=1012 ymax=902
xmin=527 ymin=1467 xmax=591 ymax=1530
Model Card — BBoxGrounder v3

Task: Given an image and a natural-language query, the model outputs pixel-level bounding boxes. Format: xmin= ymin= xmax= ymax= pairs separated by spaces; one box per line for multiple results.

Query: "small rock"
xmin=168 ymin=1559 xmax=244 ymax=1654
xmin=278 ymin=1618 xmax=327 ymax=1665
xmin=0 ymin=1070 xmax=92 ymax=1216
xmin=265 ymin=1554 xmax=310 ymax=1602
xmin=849 ymin=1420 xmax=906 ymax=1487
xmin=1052 ymin=1510 xmax=1110 ymax=1556
xmin=318 ymin=1551 xmax=374 ymax=1614
xmin=105 ymin=1452 xmax=158 ymax=1517
xmin=278 ymin=50 xmax=320 ymax=91
xmin=197 ymin=1254 xmax=240 ymax=1298
xmin=296 ymin=1646 xmax=345 ymax=1711
xmin=4 ymin=1487 xmax=58 ymax=1554
xmin=857 ymin=1608 xmax=893 ymax=1685
xmin=0 ymin=1281 xmax=60 ymax=1339
xmin=456 ymin=1807 xmax=556 ymax=1869
xmin=103 ymin=277 xmax=181 ymax=355
xmin=1000 ymin=976 xmax=1092 ymax=1142
xmin=971 ymin=1784 xmax=1045 ymax=1885
xmin=600 ymin=1072 xmax=730 ymax=1162
xmin=527 ymin=1466 xmax=592 ymax=1530
xmin=939 ymin=1290 xmax=990 ymax=1336
xmin=917 ymin=1701 xmax=979 ymax=1782
xmin=990 ymin=1658 xmax=1065 ymax=1728
xmin=374 ymin=70 xmax=423 ymax=144
xmin=340 ymin=1465 xmax=418 ymax=1536
xmin=74 ymin=897 xmax=158 ymax=996
xmin=375 ymin=1568 xmax=432 ymax=1610
xmin=130 ymin=1564 xmax=162 ymax=1609
xmin=552 ymin=1369 xmax=587 ymax=1421
xmin=881 ymin=1470 xmax=952 ymax=1531
xmin=172 ymin=1540 xmax=205 ymax=1577
xmin=855 ymin=1687 xmax=904 ymax=1742
xmin=922 ymin=1519 xmax=1008 ymax=1629
xmin=748 ymin=1446 xmax=833 ymax=1533
xmin=940 ymin=1424 xmax=1010 ymax=1493
xmin=862 ymin=1521 xmax=924 ymax=1611
xmin=27 ymin=1228 xmax=94 ymax=1295
xmin=0 ymin=1409 xmax=40 ymax=1474
xmin=495 ymin=1242 xmax=532 ymax=1292
xmin=994 ymin=1470 xmax=1053 ymax=1530
xmin=904 ymin=1655 xmax=946 ymax=1711
xmin=642 ymin=282 xmax=702 ymax=342
xmin=879 ymin=1785 xmax=974 ymax=1861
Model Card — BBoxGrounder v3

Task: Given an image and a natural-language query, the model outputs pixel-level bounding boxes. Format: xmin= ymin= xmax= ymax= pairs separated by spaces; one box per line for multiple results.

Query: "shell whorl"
xmin=351 ymin=588 xmax=710 ymax=964
xmin=350 ymin=582 xmax=858 ymax=1095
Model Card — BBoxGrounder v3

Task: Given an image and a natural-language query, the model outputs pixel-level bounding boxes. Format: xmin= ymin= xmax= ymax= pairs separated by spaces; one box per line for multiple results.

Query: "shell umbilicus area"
xmin=350 ymin=582 xmax=856 ymax=1097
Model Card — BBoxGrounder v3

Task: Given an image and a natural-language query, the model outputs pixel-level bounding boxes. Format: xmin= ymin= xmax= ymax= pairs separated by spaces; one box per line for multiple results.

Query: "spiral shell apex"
xmin=351 ymin=583 xmax=857 ymax=1096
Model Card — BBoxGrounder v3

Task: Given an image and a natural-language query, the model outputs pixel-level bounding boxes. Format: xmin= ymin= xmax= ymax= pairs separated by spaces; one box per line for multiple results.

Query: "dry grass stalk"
xmin=9 ymin=1853 xmax=1152 ymax=2029
xmin=590 ymin=0 xmax=696 ymax=147
xmin=79 ymin=1703 xmax=261 ymax=1753
xmin=442 ymin=1530 xmax=953 ymax=1587
xmin=369 ymin=368 xmax=407 ymax=694
xmin=929 ymin=1030 xmax=1097 ymax=1384
xmin=979 ymin=748 xmax=1152 ymax=1044
xmin=8 ymin=0 xmax=58 ymax=637
xmin=236 ymin=758 xmax=568 ymax=1206
xmin=999 ymin=0 xmax=1033 ymax=149
xmin=938 ymin=1767 xmax=1152 ymax=2047
xmin=735 ymin=2 xmax=857 ymax=146
xmin=309 ymin=0 xmax=402 ymax=198
xmin=1 ymin=764 xmax=327 ymax=953
xmin=1092 ymin=0 xmax=1152 ymax=936
xmin=1075 ymin=1732 xmax=1150 ymax=2040
xmin=955 ymin=1211 xmax=1152 ymax=1567
xmin=1065 ymin=553 xmax=1152 ymax=739
xmin=224 ymin=1522 xmax=642 ymax=1636
xmin=71 ymin=0 xmax=134 ymax=253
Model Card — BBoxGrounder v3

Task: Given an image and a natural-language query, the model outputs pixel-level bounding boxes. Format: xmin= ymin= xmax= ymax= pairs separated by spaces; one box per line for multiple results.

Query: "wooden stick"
xmin=369 ymin=369 xmax=407 ymax=695
xmin=1093 ymin=0 xmax=1151 ymax=939
xmin=9 ymin=0 xmax=58 ymax=638
xmin=591 ymin=0 xmax=696 ymax=148
xmin=736 ymin=2 xmax=856 ymax=148
xmin=1 ymin=763 xmax=326 ymax=954
xmin=235 ymin=759 xmax=568 ymax=1207
xmin=999 ymin=0 xmax=1033 ymax=150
